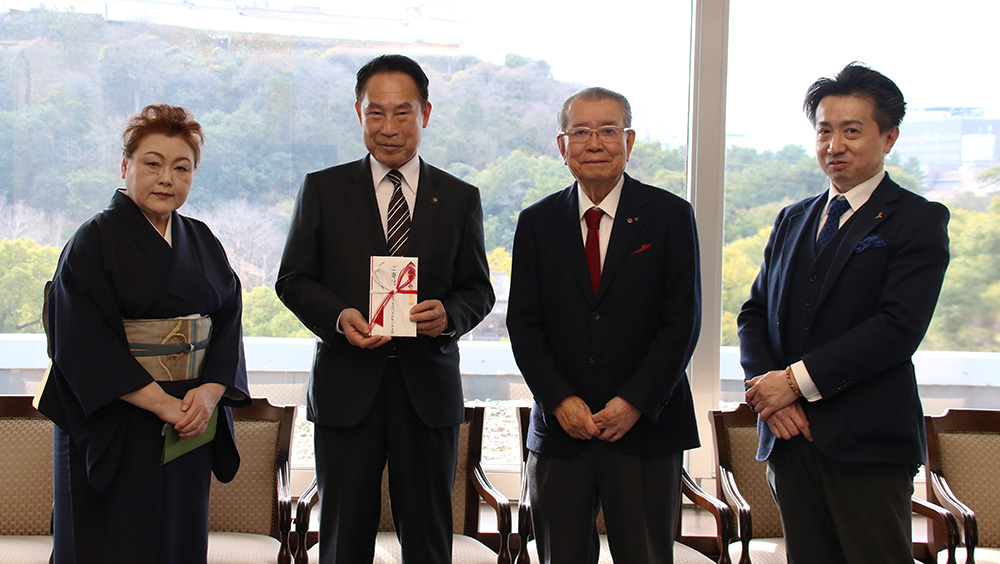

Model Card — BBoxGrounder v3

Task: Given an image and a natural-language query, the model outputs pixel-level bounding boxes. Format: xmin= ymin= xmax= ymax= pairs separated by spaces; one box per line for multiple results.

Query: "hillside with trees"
xmin=0 ymin=8 xmax=996 ymax=352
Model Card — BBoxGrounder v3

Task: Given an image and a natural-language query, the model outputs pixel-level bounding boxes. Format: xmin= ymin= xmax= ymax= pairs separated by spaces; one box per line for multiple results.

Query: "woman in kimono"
xmin=38 ymin=103 xmax=251 ymax=563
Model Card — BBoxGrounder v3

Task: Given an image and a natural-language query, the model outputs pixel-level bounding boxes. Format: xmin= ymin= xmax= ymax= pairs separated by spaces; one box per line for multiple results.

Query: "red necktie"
xmin=584 ymin=208 xmax=604 ymax=295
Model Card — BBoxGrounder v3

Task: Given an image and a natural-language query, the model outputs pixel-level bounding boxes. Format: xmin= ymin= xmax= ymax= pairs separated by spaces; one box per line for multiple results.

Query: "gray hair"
xmin=558 ymin=87 xmax=632 ymax=132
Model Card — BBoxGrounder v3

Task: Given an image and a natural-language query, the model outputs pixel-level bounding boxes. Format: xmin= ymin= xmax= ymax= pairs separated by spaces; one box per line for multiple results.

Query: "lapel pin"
xmin=432 ymin=197 xmax=439 ymax=204
xmin=627 ymin=216 xmax=639 ymax=224
xmin=876 ymin=212 xmax=883 ymax=219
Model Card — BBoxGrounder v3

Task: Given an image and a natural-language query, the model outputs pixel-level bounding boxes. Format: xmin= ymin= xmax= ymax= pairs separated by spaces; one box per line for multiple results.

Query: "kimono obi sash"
xmin=123 ymin=316 xmax=212 ymax=382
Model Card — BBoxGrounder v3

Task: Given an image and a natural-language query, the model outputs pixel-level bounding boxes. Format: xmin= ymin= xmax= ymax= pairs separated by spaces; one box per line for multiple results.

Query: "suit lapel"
xmin=815 ymin=176 xmax=899 ymax=305
xmin=597 ymin=175 xmax=644 ymax=300
xmin=548 ymin=185 xmax=596 ymax=303
xmin=408 ymin=158 xmax=442 ymax=253
xmin=775 ymin=195 xmax=821 ymax=319
xmin=344 ymin=157 xmax=390 ymax=255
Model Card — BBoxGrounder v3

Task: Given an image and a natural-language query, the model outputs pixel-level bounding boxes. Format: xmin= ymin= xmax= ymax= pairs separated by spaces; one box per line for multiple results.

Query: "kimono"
xmin=38 ymin=189 xmax=251 ymax=564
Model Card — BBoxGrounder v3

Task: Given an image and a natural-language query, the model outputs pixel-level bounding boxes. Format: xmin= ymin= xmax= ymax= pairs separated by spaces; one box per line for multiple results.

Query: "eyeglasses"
xmin=560 ymin=126 xmax=633 ymax=144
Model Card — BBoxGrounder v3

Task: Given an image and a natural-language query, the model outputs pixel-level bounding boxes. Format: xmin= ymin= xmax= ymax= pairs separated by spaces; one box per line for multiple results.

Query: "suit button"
xmin=805 ymin=299 xmax=813 ymax=307
xmin=809 ymin=275 xmax=818 ymax=283
xmin=588 ymin=356 xmax=595 ymax=364
xmin=592 ymin=311 xmax=600 ymax=320
xmin=803 ymin=323 xmax=811 ymax=331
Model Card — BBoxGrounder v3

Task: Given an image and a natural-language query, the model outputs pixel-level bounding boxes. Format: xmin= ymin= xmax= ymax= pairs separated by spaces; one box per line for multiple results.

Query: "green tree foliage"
xmin=922 ymin=198 xmax=1000 ymax=351
xmin=0 ymin=238 xmax=59 ymax=333
xmin=721 ymin=228 xmax=771 ymax=345
xmin=469 ymin=149 xmax=571 ymax=252
xmin=487 ymin=247 xmax=512 ymax=278
xmin=241 ymin=286 xmax=311 ymax=338
xmin=979 ymin=157 xmax=1000 ymax=188
xmin=1 ymin=9 xmax=997 ymax=352
xmin=724 ymin=145 xmax=828 ymax=243
xmin=885 ymin=154 xmax=926 ymax=193
xmin=627 ymin=141 xmax=686 ymax=196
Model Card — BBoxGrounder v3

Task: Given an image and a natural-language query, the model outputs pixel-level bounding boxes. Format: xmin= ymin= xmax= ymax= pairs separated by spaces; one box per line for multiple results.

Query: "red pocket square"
xmin=632 ymin=243 xmax=652 ymax=254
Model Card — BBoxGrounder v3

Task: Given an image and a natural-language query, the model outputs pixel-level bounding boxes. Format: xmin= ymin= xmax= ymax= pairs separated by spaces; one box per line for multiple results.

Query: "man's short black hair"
xmin=803 ymin=62 xmax=906 ymax=133
xmin=356 ymin=54 xmax=430 ymax=106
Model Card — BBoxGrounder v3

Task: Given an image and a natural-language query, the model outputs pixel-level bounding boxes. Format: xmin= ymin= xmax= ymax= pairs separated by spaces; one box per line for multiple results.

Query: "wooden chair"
xmin=0 ymin=395 xmax=54 ymax=564
xmin=925 ymin=408 xmax=1000 ymax=564
xmin=514 ymin=406 xmax=736 ymax=564
xmin=294 ymin=405 xmax=513 ymax=564
xmin=711 ymin=403 xmax=959 ymax=564
xmin=207 ymin=397 xmax=296 ymax=564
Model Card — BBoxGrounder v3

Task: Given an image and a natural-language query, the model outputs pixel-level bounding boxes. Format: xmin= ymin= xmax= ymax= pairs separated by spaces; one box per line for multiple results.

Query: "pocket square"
xmin=854 ymin=234 xmax=888 ymax=254
xmin=632 ymin=243 xmax=652 ymax=254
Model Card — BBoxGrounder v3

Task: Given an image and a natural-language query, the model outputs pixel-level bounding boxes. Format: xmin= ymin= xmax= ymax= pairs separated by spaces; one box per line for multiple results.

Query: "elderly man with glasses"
xmin=507 ymin=87 xmax=703 ymax=564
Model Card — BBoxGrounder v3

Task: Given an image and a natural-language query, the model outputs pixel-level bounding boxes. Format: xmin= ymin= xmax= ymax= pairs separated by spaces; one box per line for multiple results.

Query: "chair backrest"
xmin=926 ymin=408 xmax=1000 ymax=548
xmin=0 ymin=395 xmax=53 ymax=536
xmin=710 ymin=404 xmax=783 ymax=540
xmin=208 ymin=398 xmax=296 ymax=538
xmin=378 ymin=406 xmax=484 ymax=537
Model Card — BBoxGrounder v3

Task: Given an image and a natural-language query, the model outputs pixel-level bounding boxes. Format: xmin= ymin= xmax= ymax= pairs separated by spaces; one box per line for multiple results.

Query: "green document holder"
xmin=161 ymin=405 xmax=219 ymax=465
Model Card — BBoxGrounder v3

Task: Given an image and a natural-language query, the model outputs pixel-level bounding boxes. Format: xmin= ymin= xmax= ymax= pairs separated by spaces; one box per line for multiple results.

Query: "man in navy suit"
xmin=507 ymin=87 xmax=701 ymax=564
xmin=276 ymin=55 xmax=494 ymax=564
xmin=740 ymin=63 xmax=950 ymax=563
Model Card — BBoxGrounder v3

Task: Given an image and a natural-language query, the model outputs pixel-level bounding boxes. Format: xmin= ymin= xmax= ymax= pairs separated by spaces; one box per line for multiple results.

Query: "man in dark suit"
xmin=740 ymin=63 xmax=950 ymax=563
xmin=275 ymin=54 xmax=494 ymax=564
xmin=506 ymin=87 xmax=701 ymax=564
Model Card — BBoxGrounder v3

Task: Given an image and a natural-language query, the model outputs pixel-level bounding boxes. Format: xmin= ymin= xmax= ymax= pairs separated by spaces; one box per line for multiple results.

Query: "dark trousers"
xmin=767 ymin=436 xmax=915 ymax=564
xmin=527 ymin=442 xmax=683 ymax=564
xmin=313 ymin=360 xmax=460 ymax=564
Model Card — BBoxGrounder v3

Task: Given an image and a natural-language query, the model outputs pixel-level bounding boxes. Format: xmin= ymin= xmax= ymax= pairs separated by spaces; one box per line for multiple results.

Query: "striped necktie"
xmin=385 ymin=169 xmax=410 ymax=256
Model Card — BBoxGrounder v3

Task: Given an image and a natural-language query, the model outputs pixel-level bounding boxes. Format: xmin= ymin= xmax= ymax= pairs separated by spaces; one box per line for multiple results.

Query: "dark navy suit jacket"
xmin=738 ymin=174 xmax=949 ymax=465
xmin=507 ymin=174 xmax=701 ymax=457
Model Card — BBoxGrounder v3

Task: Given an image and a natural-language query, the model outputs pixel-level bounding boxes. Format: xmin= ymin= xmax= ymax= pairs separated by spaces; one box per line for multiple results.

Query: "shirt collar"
xmin=828 ymin=169 xmax=884 ymax=212
xmin=162 ymin=213 xmax=173 ymax=247
xmin=577 ymin=175 xmax=625 ymax=221
xmin=370 ymin=153 xmax=420 ymax=192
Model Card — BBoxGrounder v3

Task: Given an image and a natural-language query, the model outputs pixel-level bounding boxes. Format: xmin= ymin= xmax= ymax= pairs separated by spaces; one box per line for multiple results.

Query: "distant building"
xmin=895 ymin=107 xmax=1000 ymax=198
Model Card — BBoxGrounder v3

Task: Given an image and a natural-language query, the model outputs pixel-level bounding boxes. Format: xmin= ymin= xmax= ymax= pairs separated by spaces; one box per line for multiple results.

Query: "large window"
xmin=0 ymin=0 xmax=693 ymax=477
xmin=9 ymin=0 xmax=995 ymax=492
xmin=723 ymin=0 xmax=1000 ymax=414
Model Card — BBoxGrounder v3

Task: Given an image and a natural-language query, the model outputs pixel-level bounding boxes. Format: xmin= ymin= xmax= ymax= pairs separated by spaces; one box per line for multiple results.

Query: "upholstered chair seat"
xmin=712 ymin=404 xmax=958 ymax=564
xmin=0 ymin=396 xmax=54 ymax=564
xmin=295 ymin=406 xmax=512 ymax=564
xmin=927 ymin=409 xmax=1000 ymax=564
xmin=207 ymin=398 xmax=296 ymax=564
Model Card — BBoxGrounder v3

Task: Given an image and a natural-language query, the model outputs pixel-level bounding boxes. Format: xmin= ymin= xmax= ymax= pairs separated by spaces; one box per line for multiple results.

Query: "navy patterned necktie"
xmin=385 ymin=169 xmax=410 ymax=256
xmin=815 ymin=196 xmax=851 ymax=254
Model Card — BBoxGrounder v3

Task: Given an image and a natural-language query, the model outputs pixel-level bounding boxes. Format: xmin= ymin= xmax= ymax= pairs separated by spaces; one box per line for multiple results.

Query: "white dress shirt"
xmin=576 ymin=176 xmax=625 ymax=268
xmin=369 ymin=154 xmax=420 ymax=238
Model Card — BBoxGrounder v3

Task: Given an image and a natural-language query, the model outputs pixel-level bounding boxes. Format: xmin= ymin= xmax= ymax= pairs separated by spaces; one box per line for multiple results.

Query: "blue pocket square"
xmin=854 ymin=234 xmax=888 ymax=254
